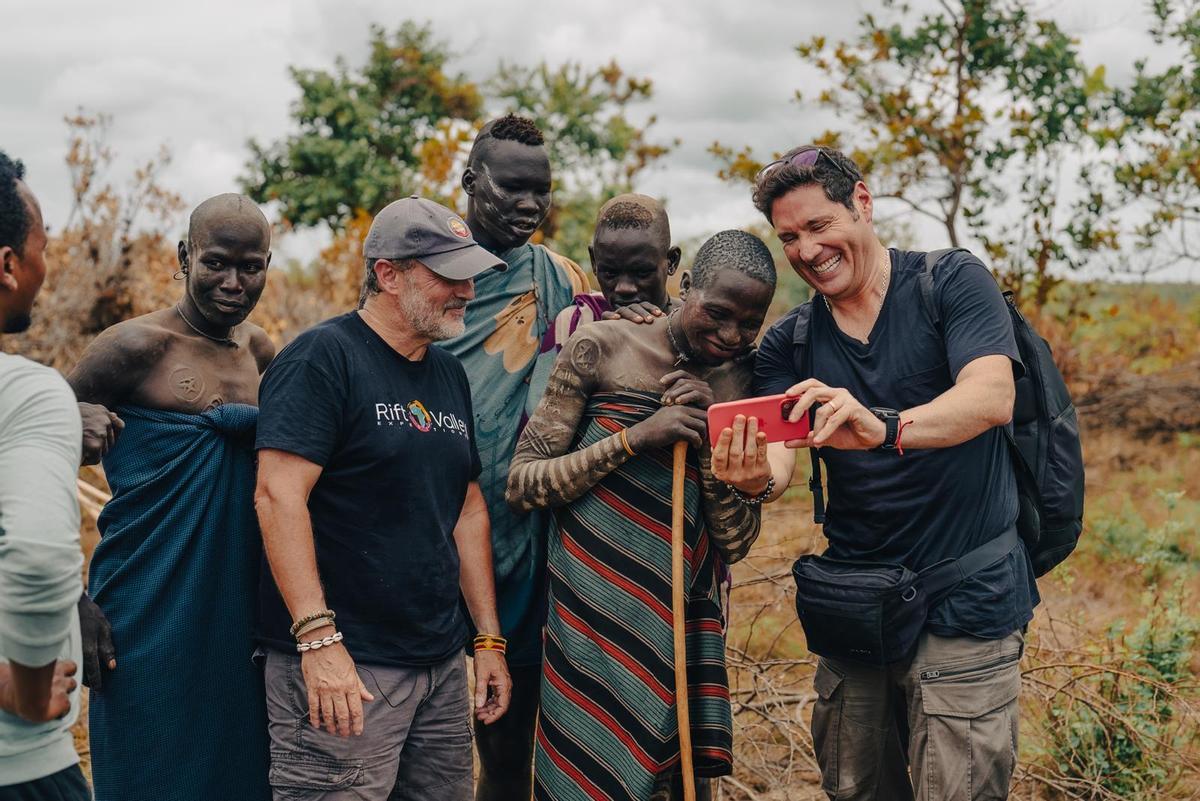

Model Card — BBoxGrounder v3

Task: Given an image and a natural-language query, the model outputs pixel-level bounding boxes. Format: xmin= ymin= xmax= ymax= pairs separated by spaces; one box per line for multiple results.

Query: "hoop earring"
xmin=173 ymin=267 xmax=188 ymax=280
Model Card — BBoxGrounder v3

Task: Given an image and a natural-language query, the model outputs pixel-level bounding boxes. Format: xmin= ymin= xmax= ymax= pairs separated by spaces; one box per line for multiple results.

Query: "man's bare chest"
xmin=602 ymin=349 xmax=746 ymax=402
xmin=134 ymin=345 xmax=261 ymax=413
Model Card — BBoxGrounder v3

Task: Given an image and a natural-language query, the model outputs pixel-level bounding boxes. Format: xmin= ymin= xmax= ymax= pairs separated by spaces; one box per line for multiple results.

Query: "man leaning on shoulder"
xmin=741 ymin=146 xmax=1035 ymax=801
xmin=254 ymin=196 xmax=511 ymax=801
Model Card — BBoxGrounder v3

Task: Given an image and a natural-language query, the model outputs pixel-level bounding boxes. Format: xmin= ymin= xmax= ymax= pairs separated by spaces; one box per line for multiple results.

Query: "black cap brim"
xmin=418 ymin=243 xmax=507 ymax=280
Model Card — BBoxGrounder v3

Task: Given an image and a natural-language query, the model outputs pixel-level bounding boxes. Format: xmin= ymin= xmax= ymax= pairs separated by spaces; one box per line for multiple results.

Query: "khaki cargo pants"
xmin=811 ymin=630 xmax=1023 ymax=801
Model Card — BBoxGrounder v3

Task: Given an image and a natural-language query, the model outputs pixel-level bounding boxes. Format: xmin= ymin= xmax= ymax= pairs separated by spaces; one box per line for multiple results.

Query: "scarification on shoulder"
xmin=569 ymin=335 xmax=601 ymax=378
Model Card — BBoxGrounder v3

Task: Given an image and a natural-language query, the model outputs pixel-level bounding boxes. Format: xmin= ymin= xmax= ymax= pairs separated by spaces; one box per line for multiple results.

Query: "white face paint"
xmin=467 ymin=139 xmax=552 ymax=251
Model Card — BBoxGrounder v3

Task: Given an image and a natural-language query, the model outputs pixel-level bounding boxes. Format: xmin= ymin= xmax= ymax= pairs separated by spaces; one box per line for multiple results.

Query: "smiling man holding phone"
xmin=743 ymin=145 xmax=1035 ymax=801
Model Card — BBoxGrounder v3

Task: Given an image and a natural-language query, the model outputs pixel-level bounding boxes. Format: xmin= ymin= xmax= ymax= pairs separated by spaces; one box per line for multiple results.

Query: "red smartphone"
xmin=706 ymin=393 xmax=812 ymax=448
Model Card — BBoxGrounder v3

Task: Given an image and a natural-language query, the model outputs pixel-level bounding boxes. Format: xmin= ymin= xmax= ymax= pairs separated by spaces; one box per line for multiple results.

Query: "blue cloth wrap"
xmin=88 ymin=404 xmax=269 ymax=801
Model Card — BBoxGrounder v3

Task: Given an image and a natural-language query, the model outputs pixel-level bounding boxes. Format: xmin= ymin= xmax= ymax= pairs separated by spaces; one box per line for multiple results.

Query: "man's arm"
xmin=67 ymin=322 xmax=160 ymax=410
xmin=507 ymin=330 xmax=708 ymax=512
xmin=453 ymin=482 xmax=511 ymax=725
xmin=0 ymin=661 xmax=78 ymax=723
xmin=660 ymin=370 xmax=767 ymax=563
xmin=255 ymin=449 xmax=373 ymax=737
xmin=783 ymin=353 xmax=1015 ymax=452
xmin=749 ymin=353 xmax=1012 ymax=504
xmin=526 ymin=301 xmax=588 ymax=416
xmin=248 ymin=325 xmax=277 ymax=375
xmin=507 ymin=331 xmax=626 ymax=512
xmin=0 ymin=366 xmax=83 ymax=720
xmin=785 ymin=255 xmax=1019 ymax=452
xmin=68 ymin=323 xmax=160 ymax=465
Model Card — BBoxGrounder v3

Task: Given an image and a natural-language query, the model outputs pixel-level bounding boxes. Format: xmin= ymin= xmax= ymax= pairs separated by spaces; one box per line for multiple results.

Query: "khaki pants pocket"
xmin=912 ymin=635 xmax=1021 ymax=801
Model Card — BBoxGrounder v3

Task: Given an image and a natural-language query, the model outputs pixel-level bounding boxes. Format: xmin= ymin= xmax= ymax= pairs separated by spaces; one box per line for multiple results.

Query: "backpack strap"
xmin=920 ymin=525 xmax=1020 ymax=601
xmin=791 ymin=301 xmax=826 ymax=525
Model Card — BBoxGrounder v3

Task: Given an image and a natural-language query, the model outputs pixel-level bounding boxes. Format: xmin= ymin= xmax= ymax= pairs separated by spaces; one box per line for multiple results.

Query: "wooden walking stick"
xmin=671 ymin=440 xmax=697 ymax=801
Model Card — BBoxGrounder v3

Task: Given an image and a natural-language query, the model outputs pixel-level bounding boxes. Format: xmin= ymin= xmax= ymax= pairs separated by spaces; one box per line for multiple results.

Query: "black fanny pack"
xmin=791 ymin=527 xmax=1020 ymax=666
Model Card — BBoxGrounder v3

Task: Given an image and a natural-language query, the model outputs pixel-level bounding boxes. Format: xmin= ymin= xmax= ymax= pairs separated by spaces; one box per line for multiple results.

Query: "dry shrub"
xmin=6 ymin=113 xmax=182 ymax=372
xmin=7 ymin=112 xmax=352 ymax=373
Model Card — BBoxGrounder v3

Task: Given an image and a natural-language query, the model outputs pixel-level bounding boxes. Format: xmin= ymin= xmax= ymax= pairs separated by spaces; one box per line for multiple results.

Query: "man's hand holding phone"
xmin=779 ymin=379 xmax=886 ymax=451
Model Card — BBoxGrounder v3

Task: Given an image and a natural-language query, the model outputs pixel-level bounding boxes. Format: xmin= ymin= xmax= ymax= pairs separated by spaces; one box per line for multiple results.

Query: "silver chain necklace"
xmin=176 ymin=304 xmax=237 ymax=347
xmin=823 ymin=253 xmax=891 ymax=315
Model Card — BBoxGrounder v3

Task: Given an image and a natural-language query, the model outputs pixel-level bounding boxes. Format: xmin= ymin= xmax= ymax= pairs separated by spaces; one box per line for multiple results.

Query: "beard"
xmin=397 ymin=283 xmax=466 ymax=341
xmin=2 ymin=311 xmax=32 ymax=334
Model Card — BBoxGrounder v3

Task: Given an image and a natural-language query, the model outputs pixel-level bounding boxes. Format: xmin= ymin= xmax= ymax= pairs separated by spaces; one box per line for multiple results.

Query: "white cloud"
xmin=2 ymin=0 xmax=1192 ymax=276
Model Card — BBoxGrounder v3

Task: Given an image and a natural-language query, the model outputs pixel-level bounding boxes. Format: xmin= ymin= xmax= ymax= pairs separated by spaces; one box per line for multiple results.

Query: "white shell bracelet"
xmin=296 ymin=631 xmax=344 ymax=653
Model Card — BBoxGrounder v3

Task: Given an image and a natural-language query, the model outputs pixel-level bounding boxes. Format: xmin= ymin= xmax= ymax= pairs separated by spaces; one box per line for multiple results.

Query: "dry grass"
xmin=716 ymin=431 xmax=1200 ymax=800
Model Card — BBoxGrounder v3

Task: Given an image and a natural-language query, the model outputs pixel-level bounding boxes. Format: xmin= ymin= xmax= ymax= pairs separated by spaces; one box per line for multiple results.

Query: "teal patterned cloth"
xmin=441 ymin=242 xmax=585 ymax=667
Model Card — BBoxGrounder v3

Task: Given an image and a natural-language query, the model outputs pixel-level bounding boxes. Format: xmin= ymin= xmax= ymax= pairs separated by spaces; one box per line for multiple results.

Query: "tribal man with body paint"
xmin=67 ymin=194 xmax=275 ymax=801
xmin=438 ymin=114 xmax=590 ymax=801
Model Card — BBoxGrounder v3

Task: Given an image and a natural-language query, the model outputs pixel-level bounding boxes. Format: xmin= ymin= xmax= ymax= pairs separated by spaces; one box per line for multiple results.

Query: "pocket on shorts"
xmin=811 ymin=661 xmax=845 ymax=795
xmin=814 ymin=659 xmax=845 ymax=701
xmin=269 ymin=751 xmax=363 ymax=798
xmin=919 ymin=647 xmax=1020 ymax=718
xmin=918 ymin=640 xmax=1021 ymax=798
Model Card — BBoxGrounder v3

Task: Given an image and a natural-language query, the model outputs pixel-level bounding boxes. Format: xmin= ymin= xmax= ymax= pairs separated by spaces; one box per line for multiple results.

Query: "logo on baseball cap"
xmin=363 ymin=196 xmax=506 ymax=280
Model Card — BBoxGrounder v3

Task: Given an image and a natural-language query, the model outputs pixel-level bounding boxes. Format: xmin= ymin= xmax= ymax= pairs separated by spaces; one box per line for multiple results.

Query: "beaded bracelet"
xmin=726 ymin=476 xmax=776 ymax=506
xmin=290 ymin=609 xmax=336 ymax=638
xmin=296 ymin=631 xmax=344 ymax=653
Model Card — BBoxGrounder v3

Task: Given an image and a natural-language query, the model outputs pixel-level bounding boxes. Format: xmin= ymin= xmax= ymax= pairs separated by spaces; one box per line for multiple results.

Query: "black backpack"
xmin=794 ymin=248 xmax=1085 ymax=577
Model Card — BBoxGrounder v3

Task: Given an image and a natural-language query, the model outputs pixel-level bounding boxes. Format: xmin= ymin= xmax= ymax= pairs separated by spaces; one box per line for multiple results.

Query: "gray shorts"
xmin=263 ymin=649 xmax=472 ymax=801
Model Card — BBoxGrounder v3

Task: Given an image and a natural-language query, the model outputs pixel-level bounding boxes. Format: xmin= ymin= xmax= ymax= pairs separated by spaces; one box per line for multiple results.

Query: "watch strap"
xmin=870 ymin=407 xmax=900 ymax=450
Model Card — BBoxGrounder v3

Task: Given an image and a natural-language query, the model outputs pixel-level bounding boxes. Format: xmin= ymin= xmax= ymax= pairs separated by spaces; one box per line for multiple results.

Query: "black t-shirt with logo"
xmin=256 ymin=312 xmax=481 ymax=667
xmin=755 ymin=249 xmax=1039 ymax=639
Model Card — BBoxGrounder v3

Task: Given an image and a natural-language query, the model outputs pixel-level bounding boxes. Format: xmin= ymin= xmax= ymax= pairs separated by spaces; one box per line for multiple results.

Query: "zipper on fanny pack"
xmin=919 ymin=650 xmax=1020 ymax=682
xmin=802 ymin=564 xmax=908 ymax=587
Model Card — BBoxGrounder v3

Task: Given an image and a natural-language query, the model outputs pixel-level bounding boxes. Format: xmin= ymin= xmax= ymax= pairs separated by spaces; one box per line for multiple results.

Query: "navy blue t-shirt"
xmin=755 ymin=249 xmax=1039 ymax=638
xmin=255 ymin=312 xmax=482 ymax=667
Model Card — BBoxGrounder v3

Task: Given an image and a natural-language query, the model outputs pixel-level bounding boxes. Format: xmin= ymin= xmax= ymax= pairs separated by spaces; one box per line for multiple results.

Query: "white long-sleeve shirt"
xmin=0 ymin=353 xmax=83 ymax=786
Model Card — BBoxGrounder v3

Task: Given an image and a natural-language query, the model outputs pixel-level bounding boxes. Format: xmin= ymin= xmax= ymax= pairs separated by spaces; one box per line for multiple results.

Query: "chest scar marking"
xmin=169 ymin=366 xmax=206 ymax=403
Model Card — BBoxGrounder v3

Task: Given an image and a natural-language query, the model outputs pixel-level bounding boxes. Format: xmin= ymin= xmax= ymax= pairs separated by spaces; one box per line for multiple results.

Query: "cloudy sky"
xmin=2 ymin=0 xmax=1172 ymax=270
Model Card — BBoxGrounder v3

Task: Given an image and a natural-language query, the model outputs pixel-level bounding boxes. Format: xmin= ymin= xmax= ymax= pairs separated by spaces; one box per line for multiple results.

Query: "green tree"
xmin=712 ymin=0 xmax=1119 ymax=308
xmin=242 ymin=23 xmax=674 ymax=268
xmin=241 ymin=22 xmax=482 ymax=230
xmin=1096 ymin=0 xmax=1200 ymax=276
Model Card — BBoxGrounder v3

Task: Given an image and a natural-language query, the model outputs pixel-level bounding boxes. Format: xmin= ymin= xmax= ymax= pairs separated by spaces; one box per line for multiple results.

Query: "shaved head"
xmin=188 ymin=193 xmax=270 ymax=250
xmin=176 ymin=193 xmax=272 ymax=329
xmin=594 ymin=193 xmax=670 ymax=250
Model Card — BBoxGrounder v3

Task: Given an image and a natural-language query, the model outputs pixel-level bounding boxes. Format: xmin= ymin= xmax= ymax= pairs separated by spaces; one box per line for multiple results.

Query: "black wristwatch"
xmin=869 ymin=407 xmax=901 ymax=451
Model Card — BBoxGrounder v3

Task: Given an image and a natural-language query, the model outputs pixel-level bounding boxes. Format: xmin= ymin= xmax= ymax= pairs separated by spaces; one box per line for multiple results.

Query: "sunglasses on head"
xmin=755 ymin=146 xmax=858 ymax=184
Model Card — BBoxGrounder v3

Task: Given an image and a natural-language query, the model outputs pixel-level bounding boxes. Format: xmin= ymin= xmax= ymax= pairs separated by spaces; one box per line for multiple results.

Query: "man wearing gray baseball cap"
xmin=254 ymin=196 xmax=511 ymax=801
